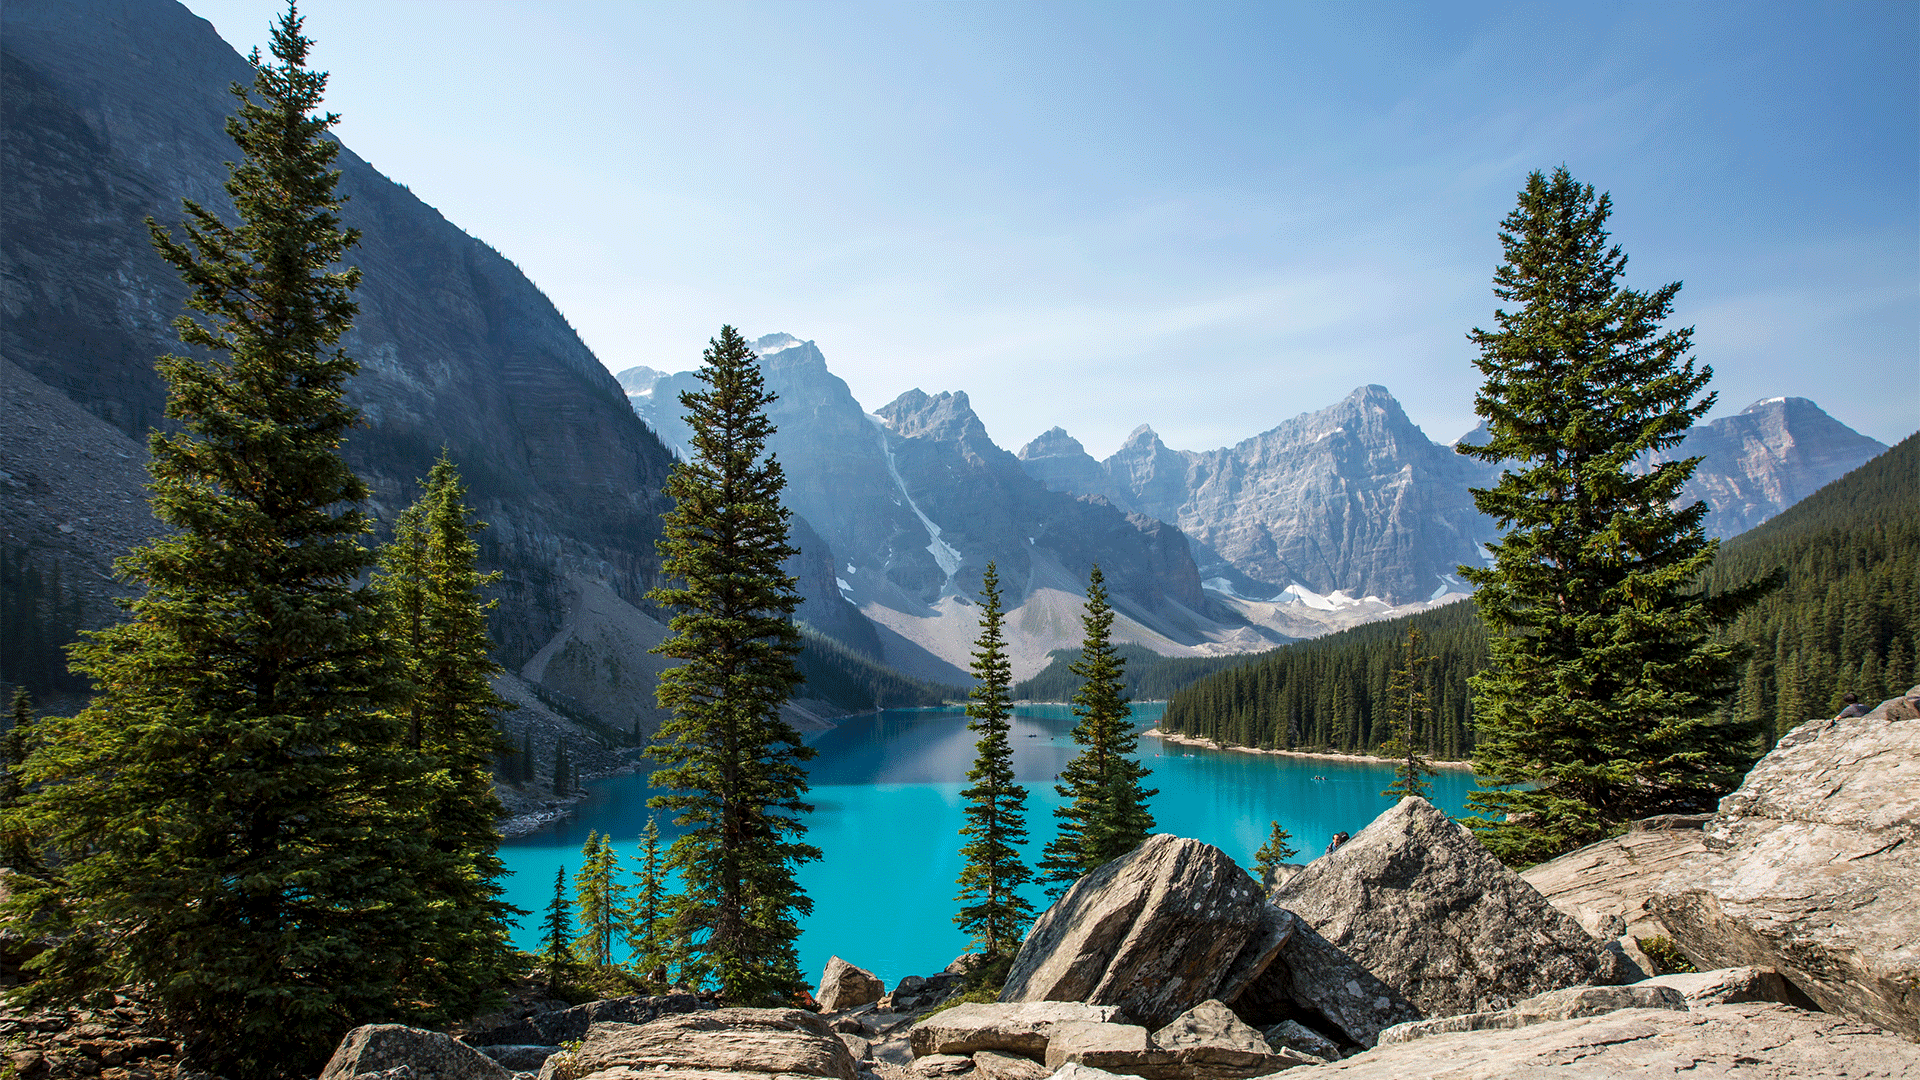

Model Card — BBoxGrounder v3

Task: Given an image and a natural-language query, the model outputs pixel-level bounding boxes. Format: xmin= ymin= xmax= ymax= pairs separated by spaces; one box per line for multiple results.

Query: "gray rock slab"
xmin=1042 ymin=1020 xmax=1172 ymax=1074
xmin=908 ymin=1001 xmax=1123 ymax=1058
xmin=1261 ymin=1020 xmax=1337 ymax=1063
xmin=1520 ymin=819 xmax=1708 ymax=941
xmin=1293 ymin=1001 xmax=1920 ymax=1078
xmin=838 ymin=1033 xmax=873 ymax=1064
xmin=908 ymin=1054 xmax=975 ymax=1077
xmin=1050 ymin=1065 xmax=1132 ymax=1080
xmin=465 ymin=992 xmax=708 ymax=1046
xmin=551 ymin=1008 xmax=857 ymax=1080
xmin=970 ymin=1050 xmax=1051 ymax=1080
xmin=1152 ymin=1000 xmax=1317 ymax=1079
xmin=319 ymin=1025 xmax=512 ymax=1080
xmin=471 ymin=1045 xmax=560 ymax=1072
xmin=1377 ymin=985 xmax=1687 ymax=1046
xmin=819 ymin=956 xmax=887 ymax=1013
xmin=1633 ymin=966 xmax=1800 ymax=1007
xmin=1255 ymin=796 xmax=1627 ymax=1036
xmin=1652 ymin=688 xmax=1920 ymax=1040
xmin=999 ymin=834 xmax=1281 ymax=1029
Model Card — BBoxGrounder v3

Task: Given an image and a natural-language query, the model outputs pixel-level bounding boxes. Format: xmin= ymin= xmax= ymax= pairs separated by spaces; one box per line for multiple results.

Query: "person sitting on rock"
xmin=1835 ymin=693 xmax=1871 ymax=719
xmin=1325 ymin=831 xmax=1350 ymax=856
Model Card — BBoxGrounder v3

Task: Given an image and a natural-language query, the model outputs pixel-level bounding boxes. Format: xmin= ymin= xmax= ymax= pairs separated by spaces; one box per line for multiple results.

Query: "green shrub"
xmin=1638 ymin=936 xmax=1697 ymax=975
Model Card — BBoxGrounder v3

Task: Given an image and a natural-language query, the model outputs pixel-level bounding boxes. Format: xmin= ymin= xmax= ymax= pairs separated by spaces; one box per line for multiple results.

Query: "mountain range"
xmin=0 ymin=0 xmax=1895 ymax=739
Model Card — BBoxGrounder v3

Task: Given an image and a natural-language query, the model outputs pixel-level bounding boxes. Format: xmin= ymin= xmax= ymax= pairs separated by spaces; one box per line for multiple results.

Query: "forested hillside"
xmin=1705 ymin=432 xmax=1918 ymax=734
xmin=1160 ymin=434 xmax=1918 ymax=758
xmin=796 ymin=628 xmax=955 ymax=712
xmin=1160 ymin=600 xmax=1487 ymax=758
xmin=1013 ymin=643 xmax=1254 ymax=702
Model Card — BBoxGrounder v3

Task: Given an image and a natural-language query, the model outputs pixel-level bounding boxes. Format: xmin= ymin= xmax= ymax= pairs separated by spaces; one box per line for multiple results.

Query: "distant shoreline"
xmin=1142 ymin=727 xmax=1476 ymax=772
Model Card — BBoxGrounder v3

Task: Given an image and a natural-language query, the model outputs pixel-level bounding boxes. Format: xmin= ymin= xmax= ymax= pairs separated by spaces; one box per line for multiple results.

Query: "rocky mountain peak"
xmin=615 ymin=366 xmax=665 ymax=395
xmin=874 ymin=388 xmax=984 ymax=444
xmin=751 ymin=333 xmax=830 ymax=378
xmin=1018 ymin=426 xmax=1087 ymax=461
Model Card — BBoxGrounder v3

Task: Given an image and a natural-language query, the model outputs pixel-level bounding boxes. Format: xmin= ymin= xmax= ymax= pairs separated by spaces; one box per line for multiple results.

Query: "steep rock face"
xmin=1 ymin=0 xmax=677 ymax=671
xmin=1018 ymin=428 xmax=1136 ymax=511
xmin=1097 ymin=388 xmax=1491 ymax=605
xmin=1653 ymin=397 xmax=1889 ymax=538
xmin=1456 ymin=396 xmax=1888 ymax=543
xmin=625 ymin=336 xmax=1236 ymax=681
xmin=1651 ymin=687 xmax=1920 ymax=1040
xmin=872 ymin=388 xmax=1205 ymax=615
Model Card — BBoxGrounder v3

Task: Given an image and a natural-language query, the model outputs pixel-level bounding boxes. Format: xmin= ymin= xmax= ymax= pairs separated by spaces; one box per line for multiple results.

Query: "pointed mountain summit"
xmin=1064 ymin=386 xmax=1491 ymax=606
xmin=1659 ymin=397 xmax=1889 ymax=538
xmin=1456 ymin=397 xmax=1888 ymax=541
xmin=624 ymin=337 xmax=1257 ymax=683
xmin=1019 ymin=427 xmax=1135 ymax=511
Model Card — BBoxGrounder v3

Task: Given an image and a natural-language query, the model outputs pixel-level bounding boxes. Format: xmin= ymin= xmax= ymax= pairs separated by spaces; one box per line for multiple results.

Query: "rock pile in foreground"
xmin=1653 ymin=685 xmax=1920 ymax=1040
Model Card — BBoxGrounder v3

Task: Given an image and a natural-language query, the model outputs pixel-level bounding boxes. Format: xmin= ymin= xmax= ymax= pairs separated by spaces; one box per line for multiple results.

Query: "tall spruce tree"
xmin=573 ymin=831 xmax=625 ymax=968
xmin=954 ymin=562 xmax=1035 ymax=966
xmin=1379 ymin=627 xmax=1436 ymax=801
xmin=3 ymin=10 xmax=442 ymax=1074
xmin=542 ymin=866 xmax=576 ymax=994
xmin=624 ymin=816 xmax=672 ymax=987
xmin=647 ymin=326 xmax=817 ymax=1004
xmin=1039 ymin=566 xmax=1156 ymax=893
xmin=1458 ymin=167 xmax=1766 ymax=866
xmin=372 ymin=452 xmax=518 ymax=1016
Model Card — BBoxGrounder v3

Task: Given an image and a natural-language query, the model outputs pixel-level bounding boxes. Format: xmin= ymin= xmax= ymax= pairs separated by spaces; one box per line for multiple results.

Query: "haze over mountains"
xmin=0 ymin=0 xmax=1895 ymax=734
xmin=624 ymin=338 xmax=1888 ymax=683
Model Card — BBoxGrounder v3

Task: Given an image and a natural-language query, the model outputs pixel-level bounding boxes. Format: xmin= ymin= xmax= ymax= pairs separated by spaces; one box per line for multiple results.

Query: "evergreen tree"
xmin=646 ymin=326 xmax=817 ymax=1005
xmin=573 ymin=831 xmax=625 ymax=967
xmin=372 ymin=452 xmax=518 ymax=1017
xmin=1458 ymin=167 xmax=1767 ymax=866
xmin=553 ymin=740 xmax=571 ymax=796
xmin=1039 ymin=566 xmax=1156 ymax=892
xmin=542 ymin=866 xmax=575 ymax=994
xmin=624 ymin=816 xmax=672 ymax=988
xmin=1252 ymin=821 xmax=1298 ymax=887
xmin=3 ymin=11 xmax=445 ymax=1073
xmin=1 ymin=689 xmax=39 ymax=872
xmin=954 ymin=563 xmax=1035 ymax=965
xmin=1379 ymin=627 xmax=1436 ymax=801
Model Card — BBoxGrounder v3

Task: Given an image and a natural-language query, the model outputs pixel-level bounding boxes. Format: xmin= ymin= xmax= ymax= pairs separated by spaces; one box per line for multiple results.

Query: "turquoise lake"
xmin=497 ymin=703 xmax=1479 ymax=986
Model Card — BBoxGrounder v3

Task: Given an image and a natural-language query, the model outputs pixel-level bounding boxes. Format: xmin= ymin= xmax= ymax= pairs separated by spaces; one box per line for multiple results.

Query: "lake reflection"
xmin=498 ymin=702 xmax=1478 ymax=986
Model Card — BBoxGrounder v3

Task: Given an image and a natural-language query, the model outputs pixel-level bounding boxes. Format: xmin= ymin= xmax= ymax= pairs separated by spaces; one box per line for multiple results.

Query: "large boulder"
xmin=1519 ymin=815 xmax=1709 ymax=941
xmin=909 ymin=1001 xmax=1124 ymax=1058
xmin=817 ymin=955 xmax=886 ymax=1012
xmin=1245 ymin=796 xmax=1627 ymax=1046
xmin=319 ymin=1025 xmax=512 ymax=1080
xmin=998 ymin=834 xmax=1290 ymax=1029
xmin=1286 ymin=1002 xmax=1920 ymax=1078
xmin=1150 ymin=1000 xmax=1320 ymax=1078
xmin=537 ymin=1008 xmax=858 ymax=1080
xmin=1652 ymin=687 xmax=1920 ymax=1040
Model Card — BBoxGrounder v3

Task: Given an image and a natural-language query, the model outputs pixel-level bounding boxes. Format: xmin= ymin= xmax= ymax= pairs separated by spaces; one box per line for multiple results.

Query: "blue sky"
xmin=179 ymin=0 xmax=1917 ymax=455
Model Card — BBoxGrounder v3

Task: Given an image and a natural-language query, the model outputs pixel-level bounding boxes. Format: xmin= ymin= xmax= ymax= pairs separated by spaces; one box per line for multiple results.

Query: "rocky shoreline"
xmin=1140 ymin=728 xmax=1476 ymax=771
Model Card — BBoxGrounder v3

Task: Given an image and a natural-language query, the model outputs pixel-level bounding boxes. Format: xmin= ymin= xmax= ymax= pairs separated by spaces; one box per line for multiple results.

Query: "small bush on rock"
xmin=1638 ymin=936 xmax=1697 ymax=975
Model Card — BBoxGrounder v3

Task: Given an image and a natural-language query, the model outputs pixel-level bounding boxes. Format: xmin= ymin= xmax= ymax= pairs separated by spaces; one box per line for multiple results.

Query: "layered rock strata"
xmin=1652 ymin=686 xmax=1920 ymax=1040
